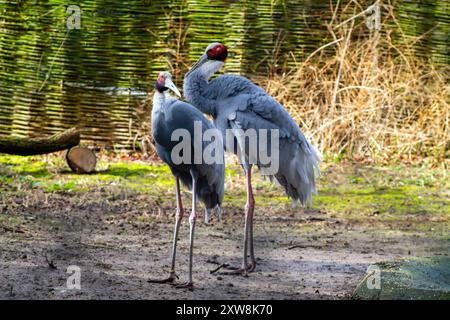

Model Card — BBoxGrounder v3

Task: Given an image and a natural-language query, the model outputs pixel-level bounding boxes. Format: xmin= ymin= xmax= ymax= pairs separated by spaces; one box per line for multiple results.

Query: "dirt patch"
xmin=0 ymin=193 xmax=448 ymax=299
xmin=0 ymin=156 xmax=448 ymax=299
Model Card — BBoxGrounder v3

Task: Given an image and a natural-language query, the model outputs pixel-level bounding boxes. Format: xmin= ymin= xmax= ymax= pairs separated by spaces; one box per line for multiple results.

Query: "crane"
xmin=183 ymin=43 xmax=320 ymax=275
xmin=148 ymin=71 xmax=225 ymax=290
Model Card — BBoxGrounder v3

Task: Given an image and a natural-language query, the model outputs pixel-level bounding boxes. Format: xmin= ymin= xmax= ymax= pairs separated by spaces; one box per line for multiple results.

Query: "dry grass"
xmin=141 ymin=1 xmax=448 ymax=166
xmin=258 ymin=1 xmax=449 ymax=166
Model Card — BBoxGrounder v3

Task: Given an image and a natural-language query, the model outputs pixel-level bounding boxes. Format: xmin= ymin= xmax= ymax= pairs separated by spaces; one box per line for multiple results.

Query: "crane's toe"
xmin=219 ymin=267 xmax=249 ymax=277
xmin=147 ymin=273 xmax=178 ymax=284
xmin=210 ymin=263 xmax=250 ymax=277
xmin=247 ymin=259 xmax=257 ymax=272
xmin=210 ymin=262 xmax=256 ymax=275
xmin=174 ymin=281 xmax=194 ymax=291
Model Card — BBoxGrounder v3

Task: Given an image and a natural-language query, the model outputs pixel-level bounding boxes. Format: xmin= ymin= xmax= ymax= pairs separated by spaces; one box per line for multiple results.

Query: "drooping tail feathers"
xmin=273 ymin=139 xmax=321 ymax=207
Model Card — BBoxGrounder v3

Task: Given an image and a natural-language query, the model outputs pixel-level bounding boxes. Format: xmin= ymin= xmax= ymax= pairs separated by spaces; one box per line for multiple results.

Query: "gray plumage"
xmin=152 ymin=85 xmax=224 ymax=213
xmin=184 ymin=60 xmax=320 ymax=206
xmin=149 ymin=71 xmax=225 ymax=287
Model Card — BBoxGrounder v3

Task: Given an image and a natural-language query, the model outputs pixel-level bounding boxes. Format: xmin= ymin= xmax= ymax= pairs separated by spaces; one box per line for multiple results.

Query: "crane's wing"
xmin=210 ymin=75 xmax=320 ymax=206
xmin=163 ymin=99 xmax=225 ymax=201
xmin=209 ymin=75 xmax=315 ymax=154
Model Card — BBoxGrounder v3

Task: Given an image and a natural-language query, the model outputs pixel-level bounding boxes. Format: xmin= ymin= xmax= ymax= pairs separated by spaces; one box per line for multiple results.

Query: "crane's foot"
xmin=174 ymin=281 xmax=194 ymax=291
xmin=221 ymin=267 xmax=249 ymax=277
xmin=223 ymin=267 xmax=249 ymax=277
xmin=214 ymin=265 xmax=249 ymax=277
xmin=247 ymin=260 xmax=257 ymax=272
xmin=147 ymin=273 xmax=178 ymax=284
xmin=211 ymin=262 xmax=256 ymax=274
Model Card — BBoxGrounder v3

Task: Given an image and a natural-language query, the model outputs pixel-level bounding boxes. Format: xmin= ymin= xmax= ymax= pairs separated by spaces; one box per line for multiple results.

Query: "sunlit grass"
xmin=0 ymin=153 xmax=448 ymax=240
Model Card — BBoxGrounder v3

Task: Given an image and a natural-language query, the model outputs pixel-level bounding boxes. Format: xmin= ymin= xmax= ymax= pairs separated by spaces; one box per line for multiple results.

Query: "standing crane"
xmin=184 ymin=43 xmax=320 ymax=275
xmin=148 ymin=71 xmax=224 ymax=290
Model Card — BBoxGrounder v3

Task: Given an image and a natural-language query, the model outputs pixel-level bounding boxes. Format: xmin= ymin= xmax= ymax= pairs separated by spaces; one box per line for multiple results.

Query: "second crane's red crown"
xmin=207 ymin=43 xmax=228 ymax=61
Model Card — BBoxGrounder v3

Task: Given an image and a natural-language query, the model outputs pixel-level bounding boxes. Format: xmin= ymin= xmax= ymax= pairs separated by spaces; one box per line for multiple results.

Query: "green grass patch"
xmin=0 ymin=155 xmax=448 ymax=234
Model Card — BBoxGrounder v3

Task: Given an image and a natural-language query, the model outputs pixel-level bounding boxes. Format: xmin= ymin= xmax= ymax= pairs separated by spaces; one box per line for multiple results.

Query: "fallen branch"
xmin=210 ymin=263 xmax=231 ymax=274
xmin=0 ymin=127 xmax=80 ymax=156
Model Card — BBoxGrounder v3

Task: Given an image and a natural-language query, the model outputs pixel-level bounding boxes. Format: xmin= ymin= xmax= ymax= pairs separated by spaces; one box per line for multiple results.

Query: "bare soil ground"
xmin=0 ymin=154 xmax=448 ymax=299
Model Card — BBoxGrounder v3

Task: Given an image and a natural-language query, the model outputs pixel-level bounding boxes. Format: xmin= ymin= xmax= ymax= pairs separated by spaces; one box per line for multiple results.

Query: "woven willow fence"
xmin=0 ymin=0 xmax=448 ymax=150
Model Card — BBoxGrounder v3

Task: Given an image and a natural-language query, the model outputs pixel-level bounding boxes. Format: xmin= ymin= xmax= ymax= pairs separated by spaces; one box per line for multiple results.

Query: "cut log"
xmin=0 ymin=127 xmax=80 ymax=156
xmin=66 ymin=147 xmax=97 ymax=174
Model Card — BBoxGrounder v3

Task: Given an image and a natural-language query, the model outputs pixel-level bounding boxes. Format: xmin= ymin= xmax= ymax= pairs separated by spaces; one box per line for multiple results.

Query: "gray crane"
xmin=148 ymin=71 xmax=224 ymax=290
xmin=184 ymin=43 xmax=320 ymax=275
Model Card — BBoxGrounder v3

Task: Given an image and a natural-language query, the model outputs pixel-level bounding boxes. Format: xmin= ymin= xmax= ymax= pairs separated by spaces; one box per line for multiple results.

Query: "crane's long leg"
xmin=246 ymin=168 xmax=256 ymax=272
xmin=175 ymin=175 xmax=197 ymax=290
xmin=218 ymin=166 xmax=254 ymax=276
xmin=148 ymin=176 xmax=183 ymax=284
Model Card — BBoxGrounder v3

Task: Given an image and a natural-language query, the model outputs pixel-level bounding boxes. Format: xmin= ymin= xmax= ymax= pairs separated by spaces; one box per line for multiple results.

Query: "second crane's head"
xmin=185 ymin=42 xmax=228 ymax=79
xmin=155 ymin=71 xmax=181 ymax=97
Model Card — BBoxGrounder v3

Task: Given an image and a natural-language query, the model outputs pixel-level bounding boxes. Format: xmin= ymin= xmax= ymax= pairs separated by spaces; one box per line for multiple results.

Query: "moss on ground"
xmin=0 ymin=154 xmax=448 ymax=239
xmin=353 ymin=257 xmax=450 ymax=300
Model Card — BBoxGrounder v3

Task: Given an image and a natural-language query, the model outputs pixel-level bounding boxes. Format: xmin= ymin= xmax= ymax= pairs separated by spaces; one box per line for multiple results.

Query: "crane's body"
xmin=184 ymin=70 xmax=319 ymax=204
xmin=152 ymin=92 xmax=224 ymax=211
xmin=149 ymin=72 xmax=224 ymax=289
xmin=184 ymin=43 xmax=320 ymax=274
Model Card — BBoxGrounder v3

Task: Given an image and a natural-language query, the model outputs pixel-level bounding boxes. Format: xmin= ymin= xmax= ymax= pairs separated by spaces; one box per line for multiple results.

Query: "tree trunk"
xmin=0 ymin=127 xmax=81 ymax=156
xmin=66 ymin=147 xmax=97 ymax=174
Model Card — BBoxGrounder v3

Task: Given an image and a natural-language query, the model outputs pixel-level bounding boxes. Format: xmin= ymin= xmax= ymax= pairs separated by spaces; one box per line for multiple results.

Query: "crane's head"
xmin=185 ymin=42 xmax=228 ymax=79
xmin=155 ymin=71 xmax=181 ymax=97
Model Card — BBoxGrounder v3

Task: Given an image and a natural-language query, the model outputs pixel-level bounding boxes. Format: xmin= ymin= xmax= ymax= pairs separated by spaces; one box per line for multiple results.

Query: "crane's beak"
xmin=185 ymin=54 xmax=207 ymax=78
xmin=165 ymin=78 xmax=181 ymax=97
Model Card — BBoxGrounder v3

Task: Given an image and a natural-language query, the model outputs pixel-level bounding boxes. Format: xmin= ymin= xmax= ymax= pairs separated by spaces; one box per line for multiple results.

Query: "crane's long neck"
xmin=152 ymin=91 xmax=166 ymax=117
xmin=151 ymin=91 xmax=170 ymax=144
xmin=183 ymin=68 xmax=217 ymax=118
